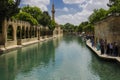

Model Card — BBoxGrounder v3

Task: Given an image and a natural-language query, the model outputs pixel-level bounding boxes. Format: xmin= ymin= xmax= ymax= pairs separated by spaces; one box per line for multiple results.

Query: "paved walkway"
xmin=86 ymin=40 xmax=120 ymax=63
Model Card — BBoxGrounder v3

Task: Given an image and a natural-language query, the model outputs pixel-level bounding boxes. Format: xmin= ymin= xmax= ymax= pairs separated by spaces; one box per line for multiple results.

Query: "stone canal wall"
xmin=0 ymin=19 xmax=63 ymax=53
xmin=94 ymin=15 xmax=120 ymax=53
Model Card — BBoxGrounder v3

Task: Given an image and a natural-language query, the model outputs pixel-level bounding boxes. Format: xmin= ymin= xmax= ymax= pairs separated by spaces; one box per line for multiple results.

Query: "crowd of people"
xmin=86 ymin=34 xmax=119 ymax=57
xmin=96 ymin=39 xmax=119 ymax=57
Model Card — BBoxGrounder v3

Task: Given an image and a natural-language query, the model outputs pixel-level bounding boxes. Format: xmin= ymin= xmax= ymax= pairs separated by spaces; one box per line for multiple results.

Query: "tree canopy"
xmin=21 ymin=6 xmax=43 ymax=22
xmin=12 ymin=6 xmax=52 ymax=27
xmin=0 ymin=0 xmax=21 ymax=20
xmin=108 ymin=0 xmax=120 ymax=14
xmin=13 ymin=12 xmax=38 ymax=25
xmin=0 ymin=0 xmax=21 ymax=33
xmin=39 ymin=11 xmax=51 ymax=27
xmin=48 ymin=20 xmax=56 ymax=30
xmin=89 ymin=8 xmax=108 ymax=24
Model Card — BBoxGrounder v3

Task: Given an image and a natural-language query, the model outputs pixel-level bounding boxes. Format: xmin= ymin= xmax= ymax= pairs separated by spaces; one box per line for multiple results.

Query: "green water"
xmin=0 ymin=36 xmax=120 ymax=80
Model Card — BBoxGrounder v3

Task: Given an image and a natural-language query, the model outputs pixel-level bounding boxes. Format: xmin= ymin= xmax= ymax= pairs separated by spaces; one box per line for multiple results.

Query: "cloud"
xmin=56 ymin=0 xmax=109 ymax=25
xmin=56 ymin=7 xmax=69 ymax=12
xmin=63 ymin=0 xmax=86 ymax=4
xmin=20 ymin=0 xmax=50 ymax=11
xmin=56 ymin=10 xmax=92 ymax=25
xmin=79 ymin=0 xmax=109 ymax=11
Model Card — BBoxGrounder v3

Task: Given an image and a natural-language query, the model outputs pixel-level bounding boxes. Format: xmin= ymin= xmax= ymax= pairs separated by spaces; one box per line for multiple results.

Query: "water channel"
xmin=0 ymin=35 xmax=120 ymax=80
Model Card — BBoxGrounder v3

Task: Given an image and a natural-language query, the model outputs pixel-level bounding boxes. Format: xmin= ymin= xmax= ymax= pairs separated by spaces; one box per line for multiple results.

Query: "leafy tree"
xmin=0 ymin=0 xmax=21 ymax=32
xmin=0 ymin=0 xmax=20 ymax=19
xmin=13 ymin=12 xmax=38 ymax=25
xmin=39 ymin=11 xmax=51 ymax=26
xmin=89 ymin=8 xmax=108 ymax=24
xmin=48 ymin=20 xmax=56 ymax=31
xmin=108 ymin=0 xmax=120 ymax=14
xmin=21 ymin=6 xmax=43 ymax=22
xmin=76 ymin=21 xmax=94 ymax=33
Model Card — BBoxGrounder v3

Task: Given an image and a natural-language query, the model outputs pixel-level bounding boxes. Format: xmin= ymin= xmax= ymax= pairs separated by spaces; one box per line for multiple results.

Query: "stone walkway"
xmin=86 ymin=40 xmax=120 ymax=63
xmin=0 ymin=36 xmax=57 ymax=53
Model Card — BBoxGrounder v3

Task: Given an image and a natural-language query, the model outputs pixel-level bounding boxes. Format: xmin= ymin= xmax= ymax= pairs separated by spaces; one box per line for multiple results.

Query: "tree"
xmin=108 ymin=0 xmax=120 ymax=14
xmin=39 ymin=11 xmax=51 ymax=26
xmin=63 ymin=23 xmax=75 ymax=32
xmin=13 ymin=12 xmax=38 ymax=25
xmin=48 ymin=20 xmax=56 ymax=31
xmin=76 ymin=21 xmax=94 ymax=33
xmin=89 ymin=8 xmax=108 ymax=24
xmin=0 ymin=0 xmax=21 ymax=32
xmin=21 ymin=6 xmax=43 ymax=22
xmin=0 ymin=0 xmax=20 ymax=20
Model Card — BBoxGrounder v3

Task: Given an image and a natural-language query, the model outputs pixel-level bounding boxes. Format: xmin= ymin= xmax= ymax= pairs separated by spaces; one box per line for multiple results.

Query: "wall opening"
xmin=17 ymin=26 xmax=21 ymax=39
xmin=7 ymin=25 xmax=14 ymax=41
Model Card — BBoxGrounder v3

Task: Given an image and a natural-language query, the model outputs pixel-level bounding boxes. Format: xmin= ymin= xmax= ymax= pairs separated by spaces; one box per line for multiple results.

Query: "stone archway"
xmin=7 ymin=25 xmax=14 ymax=41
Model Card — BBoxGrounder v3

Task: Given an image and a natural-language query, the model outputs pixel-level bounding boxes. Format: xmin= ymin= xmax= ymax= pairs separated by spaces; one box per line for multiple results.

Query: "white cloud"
xmin=56 ymin=7 xmax=69 ymax=12
xmin=80 ymin=0 xmax=109 ymax=11
xmin=63 ymin=7 xmax=69 ymax=12
xmin=56 ymin=0 xmax=109 ymax=25
xmin=56 ymin=10 xmax=92 ymax=25
xmin=63 ymin=0 xmax=86 ymax=4
xmin=20 ymin=0 xmax=50 ymax=11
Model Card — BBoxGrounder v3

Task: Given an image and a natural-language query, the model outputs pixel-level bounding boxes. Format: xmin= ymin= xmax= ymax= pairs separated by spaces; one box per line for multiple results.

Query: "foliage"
xmin=108 ymin=0 xmax=120 ymax=14
xmin=89 ymin=8 xmax=108 ymax=24
xmin=76 ymin=21 xmax=94 ymax=33
xmin=39 ymin=11 xmax=51 ymax=26
xmin=0 ymin=0 xmax=21 ymax=33
xmin=21 ymin=6 xmax=43 ymax=22
xmin=0 ymin=0 xmax=21 ymax=19
xmin=48 ymin=20 xmax=56 ymax=31
xmin=12 ymin=6 xmax=52 ymax=27
xmin=63 ymin=23 xmax=74 ymax=30
xmin=13 ymin=12 xmax=38 ymax=25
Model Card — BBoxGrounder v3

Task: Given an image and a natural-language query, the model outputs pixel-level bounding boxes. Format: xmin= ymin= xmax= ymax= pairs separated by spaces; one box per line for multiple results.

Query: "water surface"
xmin=0 ymin=36 xmax=120 ymax=80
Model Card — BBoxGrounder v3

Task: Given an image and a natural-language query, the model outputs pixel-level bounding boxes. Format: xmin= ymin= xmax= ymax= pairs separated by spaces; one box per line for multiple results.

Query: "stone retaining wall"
xmin=94 ymin=15 xmax=120 ymax=53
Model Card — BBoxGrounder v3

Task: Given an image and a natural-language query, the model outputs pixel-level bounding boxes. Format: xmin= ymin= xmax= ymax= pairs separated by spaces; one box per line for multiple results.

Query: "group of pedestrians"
xmin=96 ymin=39 xmax=119 ymax=57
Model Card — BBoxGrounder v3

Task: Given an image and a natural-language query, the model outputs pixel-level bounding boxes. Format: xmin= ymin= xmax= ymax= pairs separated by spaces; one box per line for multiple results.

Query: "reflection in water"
xmin=91 ymin=53 xmax=120 ymax=80
xmin=0 ymin=36 xmax=120 ymax=80
xmin=0 ymin=37 xmax=62 ymax=80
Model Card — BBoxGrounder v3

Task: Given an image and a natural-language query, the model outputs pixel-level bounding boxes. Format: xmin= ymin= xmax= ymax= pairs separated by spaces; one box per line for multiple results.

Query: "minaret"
xmin=51 ymin=0 xmax=55 ymax=21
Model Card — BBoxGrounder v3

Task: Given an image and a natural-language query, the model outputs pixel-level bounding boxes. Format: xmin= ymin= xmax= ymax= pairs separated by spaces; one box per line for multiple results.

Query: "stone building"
xmin=94 ymin=15 xmax=120 ymax=53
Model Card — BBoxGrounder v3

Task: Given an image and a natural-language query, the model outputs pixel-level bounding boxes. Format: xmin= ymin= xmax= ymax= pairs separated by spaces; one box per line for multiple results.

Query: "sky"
xmin=20 ymin=0 xmax=109 ymax=25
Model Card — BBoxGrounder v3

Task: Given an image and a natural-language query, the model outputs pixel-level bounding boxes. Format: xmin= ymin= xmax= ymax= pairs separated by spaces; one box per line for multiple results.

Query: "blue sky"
xmin=20 ymin=0 xmax=109 ymax=25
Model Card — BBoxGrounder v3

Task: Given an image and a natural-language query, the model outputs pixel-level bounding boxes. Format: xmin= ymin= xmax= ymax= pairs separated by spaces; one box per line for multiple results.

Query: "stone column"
xmin=13 ymin=25 xmax=17 ymax=41
xmin=24 ymin=27 xmax=26 ymax=39
xmin=2 ymin=19 xmax=7 ymax=46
